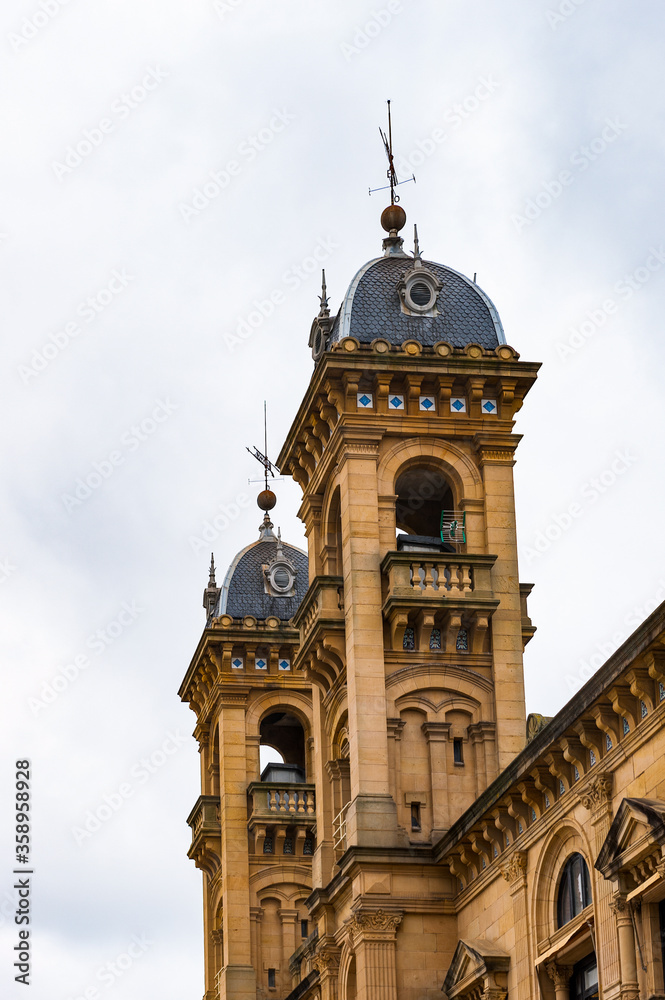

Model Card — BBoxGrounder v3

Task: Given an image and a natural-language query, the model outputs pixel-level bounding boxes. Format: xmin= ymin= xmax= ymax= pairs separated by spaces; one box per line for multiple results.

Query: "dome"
xmin=326 ymin=253 xmax=505 ymax=351
xmin=216 ymin=519 xmax=309 ymax=621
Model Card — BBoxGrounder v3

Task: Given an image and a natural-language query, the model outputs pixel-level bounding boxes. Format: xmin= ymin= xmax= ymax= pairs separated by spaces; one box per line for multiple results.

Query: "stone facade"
xmin=179 ymin=233 xmax=665 ymax=1000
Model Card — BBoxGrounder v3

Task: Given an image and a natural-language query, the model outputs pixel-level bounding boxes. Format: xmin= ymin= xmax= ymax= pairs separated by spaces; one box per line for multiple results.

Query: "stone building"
xmin=179 ymin=203 xmax=665 ymax=1000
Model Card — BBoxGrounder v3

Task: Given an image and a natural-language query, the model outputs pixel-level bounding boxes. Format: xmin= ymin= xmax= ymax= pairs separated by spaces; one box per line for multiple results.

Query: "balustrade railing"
xmin=248 ymin=782 xmax=316 ymax=818
xmin=381 ymin=552 xmax=496 ymax=602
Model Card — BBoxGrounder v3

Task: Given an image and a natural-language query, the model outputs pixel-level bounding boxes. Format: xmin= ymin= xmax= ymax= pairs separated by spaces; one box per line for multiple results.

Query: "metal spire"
xmin=413 ymin=224 xmax=422 ymax=261
xmin=318 ymin=269 xmax=330 ymax=317
xmin=208 ymin=553 xmax=217 ymax=587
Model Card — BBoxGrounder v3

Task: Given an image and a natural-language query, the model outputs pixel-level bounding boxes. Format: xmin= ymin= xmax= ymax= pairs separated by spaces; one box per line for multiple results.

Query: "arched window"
xmin=557 ymin=853 xmax=592 ymax=927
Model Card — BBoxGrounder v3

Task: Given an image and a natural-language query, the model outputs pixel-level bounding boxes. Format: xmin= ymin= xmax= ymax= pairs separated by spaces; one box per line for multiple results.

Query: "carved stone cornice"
xmin=193 ymin=721 xmax=211 ymax=750
xmin=579 ymin=771 xmax=613 ymax=816
xmin=501 ymin=850 xmax=527 ymax=889
xmin=217 ymin=688 xmax=251 ymax=710
xmin=348 ymin=909 xmax=403 ymax=942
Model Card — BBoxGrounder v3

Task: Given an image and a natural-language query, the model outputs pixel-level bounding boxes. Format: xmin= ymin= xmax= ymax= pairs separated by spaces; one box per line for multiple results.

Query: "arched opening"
xmin=325 ymin=486 xmax=343 ymax=575
xmin=395 ymin=465 xmax=456 ymax=551
xmin=345 ymin=955 xmax=357 ymax=1000
xmin=260 ymin=712 xmax=306 ymax=782
xmin=557 ymin=852 xmax=592 ymax=927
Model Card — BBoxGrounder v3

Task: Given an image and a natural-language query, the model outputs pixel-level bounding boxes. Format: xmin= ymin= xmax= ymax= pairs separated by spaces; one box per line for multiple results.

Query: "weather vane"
xmin=369 ymin=100 xmax=416 ymax=202
xmin=246 ymin=401 xmax=281 ymax=490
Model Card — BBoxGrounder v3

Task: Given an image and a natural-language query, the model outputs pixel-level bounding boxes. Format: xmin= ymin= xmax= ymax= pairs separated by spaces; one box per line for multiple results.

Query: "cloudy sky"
xmin=1 ymin=1 xmax=664 ymax=997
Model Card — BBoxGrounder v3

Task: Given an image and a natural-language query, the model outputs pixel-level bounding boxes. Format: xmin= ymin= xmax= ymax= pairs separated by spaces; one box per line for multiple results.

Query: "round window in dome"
xmin=268 ymin=562 xmax=295 ymax=594
xmin=409 ymin=281 xmax=433 ymax=306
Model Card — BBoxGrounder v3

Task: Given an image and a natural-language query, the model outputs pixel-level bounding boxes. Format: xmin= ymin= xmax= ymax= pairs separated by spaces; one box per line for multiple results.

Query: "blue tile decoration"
xmin=283 ymin=838 xmax=294 ymax=855
xmin=573 ymin=767 xmax=580 ymax=782
xmin=589 ymin=750 xmax=596 ymax=766
xmin=660 ymin=682 xmax=665 ymax=701
xmin=389 ymin=394 xmax=405 ymax=410
xmin=450 ymin=397 xmax=466 ymax=413
xmin=518 ymin=821 xmax=523 ymax=834
xmin=559 ymin=780 xmax=565 ymax=796
xmin=622 ymin=717 xmax=630 ymax=735
xmin=403 ymin=627 xmax=415 ymax=651
xmin=429 ymin=629 xmax=441 ymax=650
xmin=419 ymin=395 xmax=435 ymax=411
xmin=232 ymin=657 xmax=244 ymax=670
xmin=606 ymin=734 xmax=612 ymax=750
xmin=530 ymin=808 xmax=536 ymax=822
xmin=481 ymin=398 xmax=498 ymax=415
xmin=278 ymin=658 xmax=290 ymax=671
xmin=545 ymin=795 xmax=550 ymax=808
xmin=255 ymin=657 xmax=267 ymax=670
xmin=641 ymin=700 xmax=648 ymax=719
xmin=357 ymin=393 xmax=373 ymax=408
xmin=303 ymin=838 xmax=313 ymax=855
xmin=263 ymin=837 xmax=273 ymax=854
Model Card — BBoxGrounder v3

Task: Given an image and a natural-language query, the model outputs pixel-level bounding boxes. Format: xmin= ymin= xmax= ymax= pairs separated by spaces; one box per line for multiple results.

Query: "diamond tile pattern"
xmin=329 ymin=256 xmax=501 ymax=349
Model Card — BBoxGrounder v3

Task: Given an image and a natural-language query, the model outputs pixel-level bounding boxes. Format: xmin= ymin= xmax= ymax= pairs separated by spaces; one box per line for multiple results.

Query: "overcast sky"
xmin=1 ymin=1 xmax=664 ymax=998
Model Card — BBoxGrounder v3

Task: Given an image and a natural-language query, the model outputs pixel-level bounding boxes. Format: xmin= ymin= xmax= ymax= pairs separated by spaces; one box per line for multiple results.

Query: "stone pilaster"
xmin=579 ymin=772 xmax=618 ymax=997
xmin=501 ymin=851 xmax=531 ymax=1000
xmin=609 ymin=896 xmax=639 ymax=1000
xmin=349 ymin=910 xmax=402 ymax=1000
xmin=546 ymin=960 xmax=573 ymax=1000
xmin=313 ymin=946 xmax=341 ymax=1000
xmin=422 ymin=721 xmax=450 ymax=836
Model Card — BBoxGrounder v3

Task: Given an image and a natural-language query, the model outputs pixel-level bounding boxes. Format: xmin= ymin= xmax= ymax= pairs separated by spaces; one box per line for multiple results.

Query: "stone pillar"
xmin=387 ymin=719 xmax=405 ymax=828
xmin=473 ymin=438 xmax=526 ymax=768
xmin=422 ymin=722 xmax=450 ymax=837
xmin=610 ymin=896 xmax=639 ymax=1000
xmin=338 ymin=436 xmax=398 ymax=847
xmin=217 ymin=691 xmax=256 ymax=1000
xmin=249 ymin=907 xmax=262 ymax=977
xmin=501 ymin=851 xmax=531 ymax=1000
xmin=280 ymin=908 xmax=299 ymax=976
xmin=311 ymin=686 xmax=334 ymax=888
xmin=579 ymin=772 xmax=619 ymax=998
xmin=546 ymin=961 xmax=573 ymax=1000
xmin=349 ymin=910 xmax=402 ymax=1000
xmin=313 ymin=947 xmax=341 ymax=1000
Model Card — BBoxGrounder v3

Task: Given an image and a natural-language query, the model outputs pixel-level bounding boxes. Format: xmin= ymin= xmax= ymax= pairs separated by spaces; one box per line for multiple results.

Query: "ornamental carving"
xmin=312 ymin=949 xmax=340 ymax=975
xmin=349 ymin=909 xmax=402 ymax=939
xmin=501 ymin=851 xmax=527 ymax=886
xmin=545 ymin=960 xmax=573 ymax=988
xmin=579 ymin=772 xmax=613 ymax=812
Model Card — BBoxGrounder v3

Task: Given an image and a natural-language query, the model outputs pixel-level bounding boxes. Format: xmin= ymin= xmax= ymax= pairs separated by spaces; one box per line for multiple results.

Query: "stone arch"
xmin=250 ymin=865 xmax=313 ymax=898
xmin=320 ymin=477 xmax=343 ymax=576
xmin=531 ymin=820 xmax=595 ymax=948
xmin=245 ymin=689 xmax=313 ymax=740
xmin=386 ymin=664 xmax=494 ymax=719
xmin=378 ymin=437 xmax=483 ymax=504
xmin=338 ymin=939 xmax=356 ymax=1000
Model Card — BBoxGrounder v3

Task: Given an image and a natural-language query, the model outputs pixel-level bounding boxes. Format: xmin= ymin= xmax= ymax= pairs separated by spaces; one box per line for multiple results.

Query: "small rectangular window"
xmin=411 ymin=802 xmax=421 ymax=831
xmin=268 ymin=969 xmax=276 ymax=989
xmin=301 ymin=919 xmax=308 ymax=938
xmin=453 ymin=738 xmax=464 ymax=764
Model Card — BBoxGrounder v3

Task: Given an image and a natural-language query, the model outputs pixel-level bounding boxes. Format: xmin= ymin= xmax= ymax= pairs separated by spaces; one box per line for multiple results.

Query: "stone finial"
xmin=203 ymin=552 xmax=221 ymax=618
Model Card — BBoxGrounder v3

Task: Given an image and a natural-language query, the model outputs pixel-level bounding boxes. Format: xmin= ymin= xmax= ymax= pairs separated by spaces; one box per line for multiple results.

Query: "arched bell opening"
xmin=395 ymin=465 xmax=459 ymax=552
xmin=260 ymin=711 xmax=306 ymax=782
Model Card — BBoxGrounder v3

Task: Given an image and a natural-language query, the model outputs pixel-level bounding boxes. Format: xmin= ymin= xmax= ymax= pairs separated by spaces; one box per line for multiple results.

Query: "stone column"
xmin=279 ymin=908 xmax=299 ymax=978
xmin=217 ymin=690 xmax=256 ymax=1000
xmin=349 ymin=910 xmax=402 ymax=1000
xmin=313 ymin=947 xmax=341 ymax=1000
xmin=311 ymin=686 xmax=334 ymax=888
xmin=610 ymin=896 xmax=639 ymax=1000
xmin=473 ymin=438 xmax=526 ymax=768
xmin=579 ymin=772 xmax=619 ymax=997
xmin=546 ymin=961 xmax=573 ymax=1000
xmin=338 ymin=435 xmax=398 ymax=847
xmin=501 ymin=851 xmax=531 ymax=1000
xmin=249 ymin=907 xmax=262 ymax=977
xmin=387 ymin=719 xmax=405 ymax=828
xmin=421 ymin=722 xmax=450 ymax=837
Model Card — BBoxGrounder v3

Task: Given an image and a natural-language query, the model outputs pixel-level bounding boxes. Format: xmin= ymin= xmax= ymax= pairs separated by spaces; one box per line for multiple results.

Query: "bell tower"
xmin=276 ymin=204 xmax=539 ymax=891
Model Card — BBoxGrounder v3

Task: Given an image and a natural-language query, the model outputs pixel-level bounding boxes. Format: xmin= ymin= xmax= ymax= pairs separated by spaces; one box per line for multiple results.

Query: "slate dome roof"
xmin=327 ymin=253 xmax=505 ymax=351
xmin=217 ymin=520 xmax=309 ymax=621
